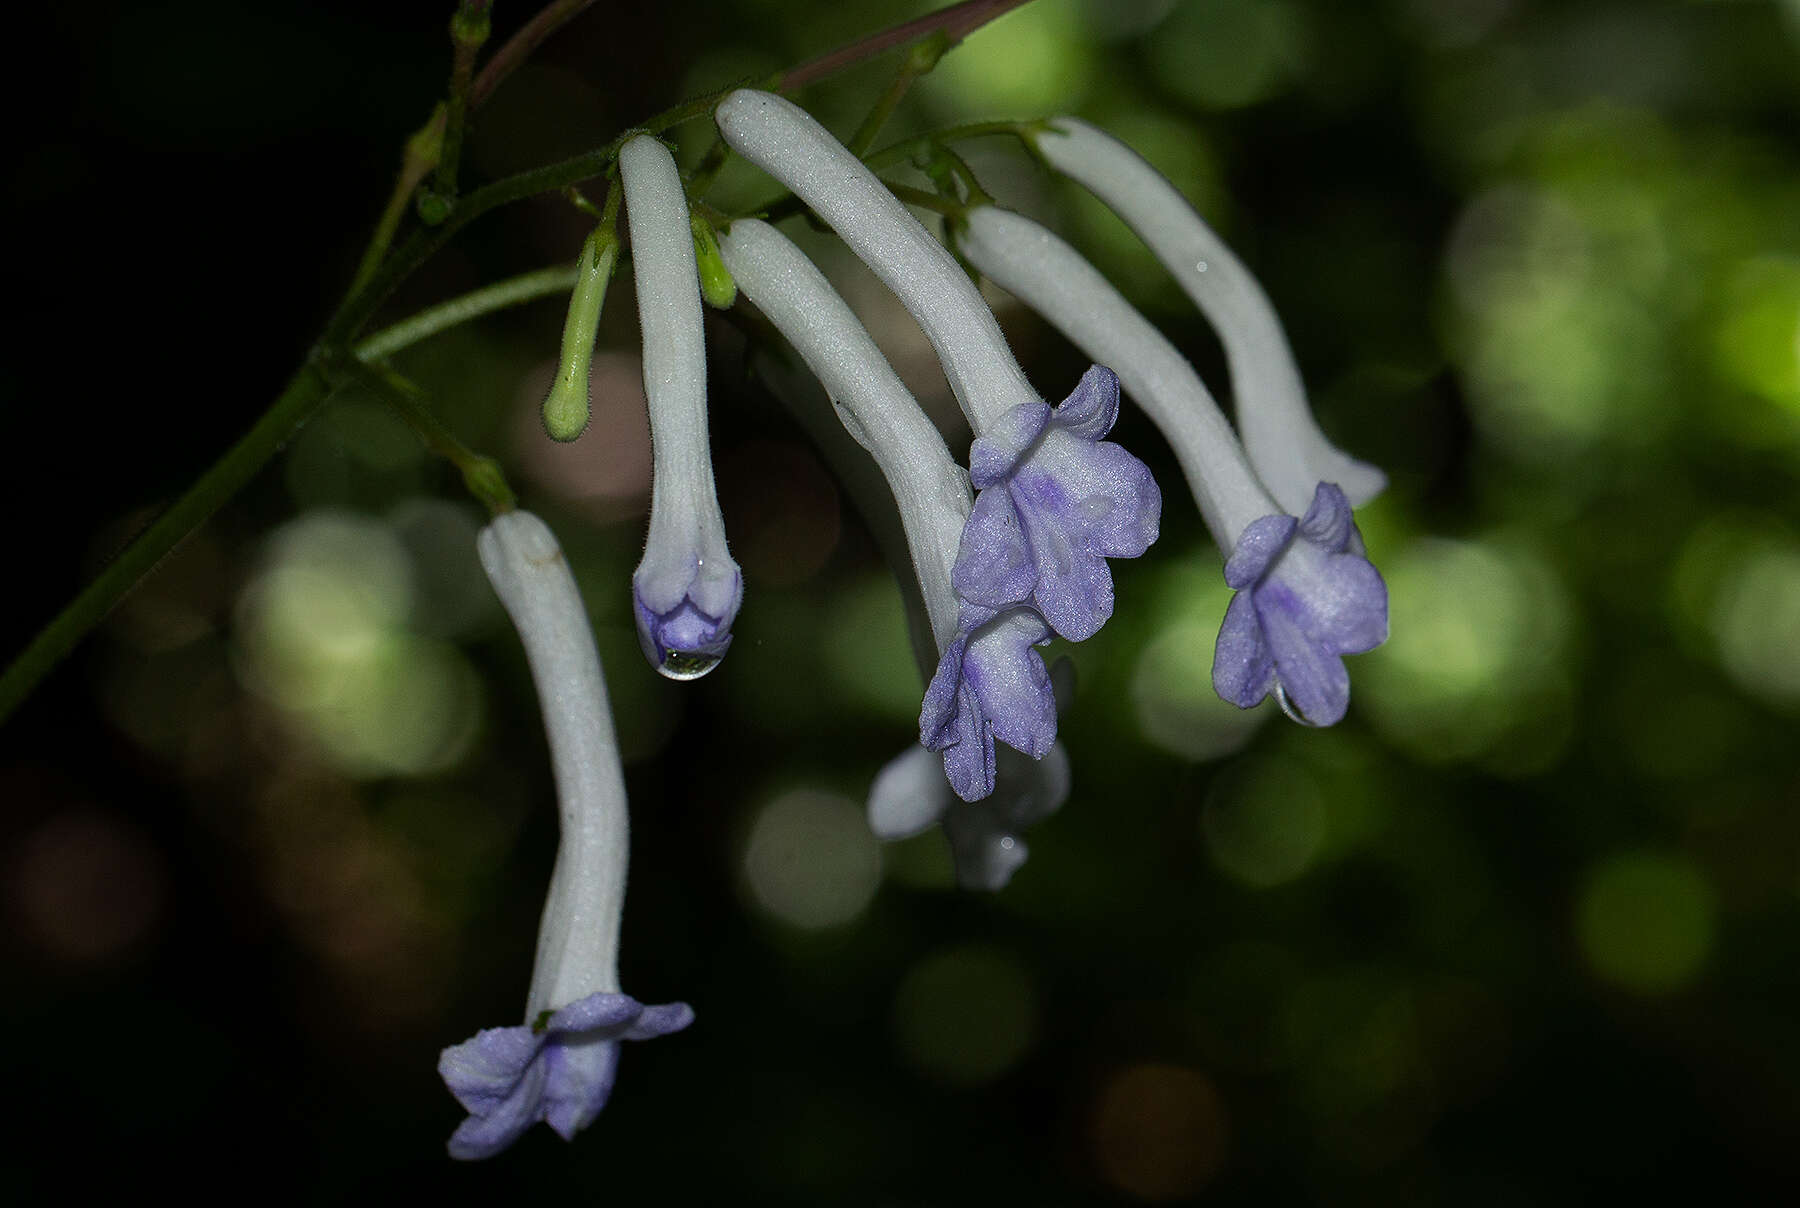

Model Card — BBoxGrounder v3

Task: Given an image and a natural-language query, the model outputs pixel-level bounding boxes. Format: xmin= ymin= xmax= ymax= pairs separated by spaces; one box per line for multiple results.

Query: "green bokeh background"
xmin=3 ymin=0 xmax=1798 ymax=1201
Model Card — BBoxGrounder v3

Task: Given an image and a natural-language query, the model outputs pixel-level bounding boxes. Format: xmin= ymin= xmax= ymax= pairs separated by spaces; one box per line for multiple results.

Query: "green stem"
xmin=0 ymin=364 xmax=338 ymax=724
xmin=355 ymin=262 xmax=580 ymax=361
xmin=324 ymin=86 xmax=739 ymax=350
xmin=847 ymin=31 xmax=951 ymax=157
xmin=432 ymin=2 xmax=495 ymax=205
xmin=342 ymin=360 xmax=517 ymax=515
xmin=862 ymin=119 xmax=1041 ymax=174
xmin=885 ymin=181 xmax=965 ymax=217
xmin=351 ymin=112 xmax=445 ymax=295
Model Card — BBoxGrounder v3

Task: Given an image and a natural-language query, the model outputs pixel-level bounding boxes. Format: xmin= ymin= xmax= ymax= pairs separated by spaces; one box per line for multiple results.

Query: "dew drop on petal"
xmin=657 ymin=649 xmax=723 ymax=681
xmin=1274 ymin=682 xmax=1325 ymax=728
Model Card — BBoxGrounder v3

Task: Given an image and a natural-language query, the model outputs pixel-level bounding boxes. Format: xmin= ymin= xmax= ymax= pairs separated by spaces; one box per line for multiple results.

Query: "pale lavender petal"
xmin=1047 ymin=437 xmax=1162 ymax=558
xmin=969 ymin=400 xmax=1051 ymax=489
xmin=1297 ymin=482 xmax=1354 ymax=551
xmin=921 ymin=611 xmax=1057 ymax=802
xmin=1223 ymin=514 xmax=1298 ymax=589
xmin=1210 ymin=482 xmax=1388 ymax=724
xmin=964 ymin=611 xmax=1056 ymax=758
xmin=920 ymin=632 xmax=973 ymax=749
xmin=622 ymin=1001 xmax=696 ymax=1040
xmin=440 ymin=991 xmax=693 ymax=1160
xmin=540 ymin=1037 xmax=621 ymax=1141
xmin=446 ymin=1053 xmax=552 ymax=1160
xmin=1306 ymin=554 xmax=1390 ymax=654
xmin=1259 ymin=589 xmax=1352 ymax=725
xmin=1051 ymin=363 xmax=1121 ymax=441
xmin=953 ymin=366 xmax=1160 ymax=642
xmin=545 ymin=991 xmax=646 ymax=1034
xmin=952 ymin=485 xmax=1037 ymax=611
xmin=940 ymin=682 xmax=996 ymax=801
xmin=632 ymin=565 xmax=742 ymax=678
xmin=439 ymin=1025 xmax=545 ymax=1116
xmin=1212 ymin=589 xmax=1275 ymax=708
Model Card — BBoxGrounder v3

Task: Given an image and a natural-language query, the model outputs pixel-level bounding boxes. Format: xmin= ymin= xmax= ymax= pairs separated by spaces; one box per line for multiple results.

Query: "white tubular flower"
xmin=717 ymin=216 xmax=1067 ymax=890
xmin=718 ymin=217 xmax=970 ymax=646
xmin=713 ymin=88 xmax=1036 ymax=432
xmin=1034 ymin=116 xmax=1385 ymax=517
xmin=955 ymin=203 xmax=1279 ymax=550
xmin=439 ymin=510 xmax=691 ymax=1161
xmin=621 ymin=133 xmax=742 ymax=680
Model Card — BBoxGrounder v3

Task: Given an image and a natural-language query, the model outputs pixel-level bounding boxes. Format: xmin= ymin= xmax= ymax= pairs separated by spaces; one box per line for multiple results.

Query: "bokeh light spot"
xmin=1576 ymin=851 xmax=1716 ymax=994
xmin=933 ymin=0 xmax=1093 ymax=112
xmin=1708 ymin=540 xmax=1800 ymax=708
xmin=1359 ymin=537 xmax=1573 ymax=765
xmin=1202 ymin=759 xmax=1327 ymax=887
xmin=234 ymin=511 xmax=483 ymax=777
xmin=1145 ymin=0 xmax=1310 ymax=110
xmin=822 ymin=574 xmax=925 ymax=722
xmin=742 ymin=789 xmax=882 ymax=930
xmin=1091 ymin=1064 xmax=1229 ymax=1201
xmin=11 ymin=809 xmax=166 ymax=966
xmin=892 ymin=944 xmax=1036 ymax=1086
xmin=1712 ymin=255 xmax=1800 ymax=414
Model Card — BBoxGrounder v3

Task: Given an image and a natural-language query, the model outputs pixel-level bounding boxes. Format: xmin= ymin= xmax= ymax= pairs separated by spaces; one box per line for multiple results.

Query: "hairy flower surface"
xmin=955 ymin=364 xmax=1161 ymax=642
xmin=621 ymin=134 xmax=742 ymax=679
xmin=442 ymin=510 xmax=690 ymax=1159
xmin=1213 ymin=483 xmax=1388 ymax=725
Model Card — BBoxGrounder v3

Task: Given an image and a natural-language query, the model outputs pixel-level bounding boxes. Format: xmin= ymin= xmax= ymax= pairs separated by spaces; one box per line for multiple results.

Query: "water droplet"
xmin=657 ymin=649 xmax=722 ymax=681
xmin=1194 ymin=260 xmax=1208 ymax=273
xmin=1274 ymin=683 xmax=1324 ymax=727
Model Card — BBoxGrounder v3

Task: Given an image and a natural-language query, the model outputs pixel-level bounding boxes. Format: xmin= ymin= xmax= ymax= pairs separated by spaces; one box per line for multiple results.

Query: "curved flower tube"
xmin=1033 ymin=116 xmax=1385 ymax=518
xmin=717 ymin=216 xmax=1067 ymax=877
xmin=954 ymin=204 xmax=1387 ymax=724
xmin=717 ymin=218 xmax=971 ymax=648
xmin=714 ymin=90 xmax=1161 ymax=646
xmin=714 ymin=88 xmax=1036 ymax=432
xmin=440 ymin=511 xmax=692 ymax=1160
xmin=621 ymin=134 xmax=742 ymax=680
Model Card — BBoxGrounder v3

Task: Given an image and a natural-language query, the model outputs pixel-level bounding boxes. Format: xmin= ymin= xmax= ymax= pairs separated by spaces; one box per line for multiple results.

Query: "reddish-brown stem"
xmin=472 ymin=0 xmax=600 ymax=107
xmin=776 ymin=0 xmax=1035 ymax=92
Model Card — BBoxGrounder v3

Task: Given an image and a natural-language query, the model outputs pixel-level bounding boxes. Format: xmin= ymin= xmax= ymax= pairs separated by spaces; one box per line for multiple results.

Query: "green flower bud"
xmin=542 ymin=230 xmax=619 ymax=442
xmin=689 ymin=212 xmax=737 ymax=310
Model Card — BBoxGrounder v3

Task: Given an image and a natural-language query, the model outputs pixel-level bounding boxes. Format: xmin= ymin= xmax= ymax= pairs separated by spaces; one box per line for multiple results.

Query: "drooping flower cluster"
xmin=441 ymin=70 xmax=1392 ymax=1159
xmin=716 ymin=88 xmax=1162 ymax=816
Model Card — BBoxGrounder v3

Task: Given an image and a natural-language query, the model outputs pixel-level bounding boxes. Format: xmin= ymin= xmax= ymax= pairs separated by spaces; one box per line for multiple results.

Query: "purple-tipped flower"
xmin=440 ymin=993 xmax=693 ymax=1161
xmin=443 ymin=510 xmax=691 ymax=1159
xmin=920 ymin=607 xmax=1058 ymax=802
xmin=1213 ymin=483 xmax=1388 ymax=726
xmin=955 ymin=365 xmax=1161 ymax=642
xmin=621 ymin=134 xmax=742 ymax=680
xmin=952 ymin=203 xmax=1388 ymax=726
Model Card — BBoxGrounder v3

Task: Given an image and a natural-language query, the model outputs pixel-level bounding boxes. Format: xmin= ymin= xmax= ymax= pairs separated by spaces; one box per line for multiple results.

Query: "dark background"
xmin=4 ymin=0 xmax=1799 ymax=1201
